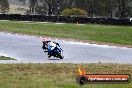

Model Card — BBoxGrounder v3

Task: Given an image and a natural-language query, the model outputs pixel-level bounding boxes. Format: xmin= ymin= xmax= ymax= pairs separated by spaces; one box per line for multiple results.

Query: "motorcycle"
xmin=42 ymin=41 xmax=64 ymax=59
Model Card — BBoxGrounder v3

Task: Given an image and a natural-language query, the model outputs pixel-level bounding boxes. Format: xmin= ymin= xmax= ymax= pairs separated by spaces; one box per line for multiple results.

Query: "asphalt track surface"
xmin=0 ymin=32 xmax=132 ymax=64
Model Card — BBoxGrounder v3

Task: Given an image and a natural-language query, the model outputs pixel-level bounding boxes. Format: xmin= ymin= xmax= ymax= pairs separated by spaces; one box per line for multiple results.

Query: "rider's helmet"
xmin=42 ymin=38 xmax=48 ymax=43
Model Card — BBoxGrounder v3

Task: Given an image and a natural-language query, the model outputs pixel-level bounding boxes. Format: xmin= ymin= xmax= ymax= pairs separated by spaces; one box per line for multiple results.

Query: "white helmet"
xmin=42 ymin=38 xmax=48 ymax=43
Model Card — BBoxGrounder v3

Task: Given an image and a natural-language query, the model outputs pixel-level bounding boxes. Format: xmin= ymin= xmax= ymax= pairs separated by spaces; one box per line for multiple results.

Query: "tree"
xmin=0 ymin=0 xmax=9 ymax=13
xmin=117 ymin=0 xmax=132 ymax=18
xmin=45 ymin=0 xmax=56 ymax=15
xmin=75 ymin=0 xmax=92 ymax=16
xmin=18 ymin=0 xmax=26 ymax=5
xmin=60 ymin=0 xmax=75 ymax=12
xmin=92 ymin=0 xmax=117 ymax=17
xmin=17 ymin=0 xmax=132 ymax=17
xmin=44 ymin=0 xmax=75 ymax=15
xmin=35 ymin=1 xmax=47 ymax=15
xmin=61 ymin=8 xmax=87 ymax=16
xmin=18 ymin=0 xmax=47 ymax=14
xmin=29 ymin=0 xmax=38 ymax=14
xmin=44 ymin=0 xmax=61 ymax=15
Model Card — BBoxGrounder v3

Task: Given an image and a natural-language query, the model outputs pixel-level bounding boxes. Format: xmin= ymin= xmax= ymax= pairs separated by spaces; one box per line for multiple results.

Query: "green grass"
xmin=0 ymin=21 xmax=132 ymax=46
xmin=0 ymin=63 xmax=132 ymax=88
xmin=0 ymin=56 xmax=16 ymax=60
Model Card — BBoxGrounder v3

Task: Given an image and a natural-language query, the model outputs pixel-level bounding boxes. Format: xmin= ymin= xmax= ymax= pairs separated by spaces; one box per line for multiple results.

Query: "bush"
xmin=61 ymin=8 xmax=87 ymax=16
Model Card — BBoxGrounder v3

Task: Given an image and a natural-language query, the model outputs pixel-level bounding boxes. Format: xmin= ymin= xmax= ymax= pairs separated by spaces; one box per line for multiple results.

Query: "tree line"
xmin=0 ymin=0 xmax=132 ymax=18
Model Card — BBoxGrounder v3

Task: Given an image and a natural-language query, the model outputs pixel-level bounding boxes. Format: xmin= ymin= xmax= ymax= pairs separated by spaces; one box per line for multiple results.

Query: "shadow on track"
xmin=48 ymin=58 xmax=61 ymax=60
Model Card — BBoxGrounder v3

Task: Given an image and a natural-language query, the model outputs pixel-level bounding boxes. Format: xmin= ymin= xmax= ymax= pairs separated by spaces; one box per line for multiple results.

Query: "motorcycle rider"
xmin=42 ymin=38 xmax=60 ymax=58
xmin=42 ymin=38 xmax=51 ymax=50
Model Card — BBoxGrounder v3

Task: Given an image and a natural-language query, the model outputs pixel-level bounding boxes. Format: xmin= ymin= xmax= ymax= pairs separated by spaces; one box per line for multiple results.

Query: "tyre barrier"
xmin=0 ymin=14 xmax=131 ymax=25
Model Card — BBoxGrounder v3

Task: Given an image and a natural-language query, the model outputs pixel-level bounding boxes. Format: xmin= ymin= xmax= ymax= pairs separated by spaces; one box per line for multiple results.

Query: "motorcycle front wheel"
xmin=57 ymin=52 xmax=64 ymax=59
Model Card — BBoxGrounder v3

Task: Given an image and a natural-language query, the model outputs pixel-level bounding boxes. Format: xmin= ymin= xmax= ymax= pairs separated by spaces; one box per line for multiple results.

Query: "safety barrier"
xmin=0 ymin=14 xmax=131 ymax=25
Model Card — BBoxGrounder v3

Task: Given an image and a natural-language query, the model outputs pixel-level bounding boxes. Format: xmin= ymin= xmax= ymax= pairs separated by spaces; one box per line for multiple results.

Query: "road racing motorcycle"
xmin=42 ymin=41 xmax=64 ymax=59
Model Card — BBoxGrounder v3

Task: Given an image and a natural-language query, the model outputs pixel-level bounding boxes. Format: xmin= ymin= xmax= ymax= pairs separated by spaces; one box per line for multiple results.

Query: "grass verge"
xmin=0 ymin=21 xmax=132 ymax=46
xmin=0 ymin=63 xmax=132 ymax=88
xmin=0 ymin=56 xmax=16 ymax=60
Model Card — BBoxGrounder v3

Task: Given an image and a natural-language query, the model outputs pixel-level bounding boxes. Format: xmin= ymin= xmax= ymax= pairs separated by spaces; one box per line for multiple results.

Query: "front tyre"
xmin=57 ymin=52 xmax=64 ymax=59
xmin=60 ymin=56 xmax=64 ymax=59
